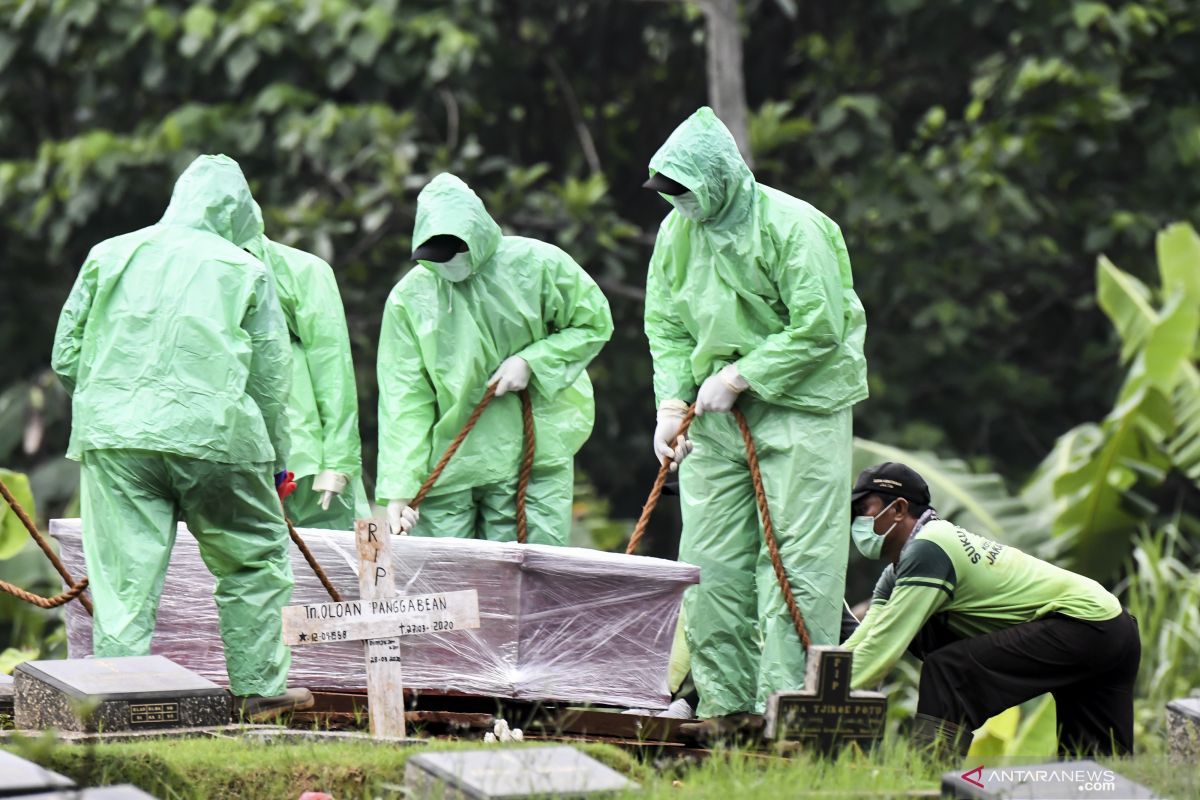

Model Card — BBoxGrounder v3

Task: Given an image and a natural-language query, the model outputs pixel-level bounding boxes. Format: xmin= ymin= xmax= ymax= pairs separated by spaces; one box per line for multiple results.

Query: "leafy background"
xmin=1 ymin=0 xmax=1199 ymax=751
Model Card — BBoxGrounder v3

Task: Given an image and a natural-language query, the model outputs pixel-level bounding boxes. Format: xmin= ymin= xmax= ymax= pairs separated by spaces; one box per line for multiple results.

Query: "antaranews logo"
xmin=960 ymin=764 xmax=1120 ymax=794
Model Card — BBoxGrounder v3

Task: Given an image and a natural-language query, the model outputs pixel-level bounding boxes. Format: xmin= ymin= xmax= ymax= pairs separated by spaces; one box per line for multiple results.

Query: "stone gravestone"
xmin=764 ymin=645 xmax=887 ymax=755
xmin=20 ymin=787 xmax=160 ymax=800
xmin=0 ymin=672 xmax=12 ymax=718
xmin=1167 ymin=698 xmax=1200 ymax=763
xmin=13 ymin=655 xmax=230 ymax=733
xmin=0 ymin=749 xmax=75 ymax=796
xmin=404 ymin=745 xmax=637 ymax=800
xmin=281 ymin=518 xmax=480 ymax=738
xmin=941 ymin=759 xmax=1158 ymax=799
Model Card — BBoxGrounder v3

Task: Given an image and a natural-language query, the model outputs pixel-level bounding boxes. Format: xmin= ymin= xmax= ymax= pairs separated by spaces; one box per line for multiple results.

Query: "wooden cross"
xmin=281 ymin=518 xmax=480 ymax=738
xmin=764 ymin=646 xmax=888 ymax=755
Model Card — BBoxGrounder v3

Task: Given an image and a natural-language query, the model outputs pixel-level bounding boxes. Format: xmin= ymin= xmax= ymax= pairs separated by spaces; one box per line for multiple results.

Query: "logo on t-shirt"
xmin=954 ymin=526 xmax=1005 ymax=565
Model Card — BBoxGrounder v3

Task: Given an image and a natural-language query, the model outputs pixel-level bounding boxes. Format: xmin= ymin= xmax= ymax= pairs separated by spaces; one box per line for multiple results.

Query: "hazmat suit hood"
xmin=160 ymin=154 xmax=265 ymax=255
xmin=648 ymin=106 xmax=755 ymax=228
xmin=412 ymin=173 xmax=503 ymax=279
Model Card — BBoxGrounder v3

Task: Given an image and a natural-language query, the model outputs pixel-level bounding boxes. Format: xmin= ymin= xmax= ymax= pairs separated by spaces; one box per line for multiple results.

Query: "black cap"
xmin=851 ymin=462 xmax=931 ymax=506
xmin=642 ymin=172 xmax=689 ymax=196
xmin=412 ymin=234 xmax=467 ymax=263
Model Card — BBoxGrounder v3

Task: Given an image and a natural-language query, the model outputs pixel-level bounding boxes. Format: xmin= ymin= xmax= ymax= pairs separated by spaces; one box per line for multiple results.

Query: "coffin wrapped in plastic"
xmin=50 ymin=519 xmax=698 ymax=709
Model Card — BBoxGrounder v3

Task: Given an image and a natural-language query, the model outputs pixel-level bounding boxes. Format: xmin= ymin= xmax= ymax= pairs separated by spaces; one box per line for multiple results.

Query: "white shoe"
xmin=656 ymin=698 xmax=694 ymax=719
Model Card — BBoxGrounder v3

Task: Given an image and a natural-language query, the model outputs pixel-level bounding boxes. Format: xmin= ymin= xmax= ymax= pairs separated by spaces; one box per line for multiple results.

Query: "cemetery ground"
xmin=0 ymin=718 xmax=1196 ymax=799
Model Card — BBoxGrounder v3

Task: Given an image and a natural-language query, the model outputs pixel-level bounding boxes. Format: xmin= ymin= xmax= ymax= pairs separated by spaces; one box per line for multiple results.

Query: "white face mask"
xmin=671 ymin=192 xmax=707 ymax=221
xmin=421 ymin=251 xmax=472 ymax=283
xmin=850 ymin=498 xmax=899 ymax=560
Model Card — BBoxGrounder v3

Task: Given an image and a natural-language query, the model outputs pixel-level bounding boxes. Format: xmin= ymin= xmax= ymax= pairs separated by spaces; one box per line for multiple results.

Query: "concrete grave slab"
xmin=405 ymin=745 xmax=637 ymax=799
xmin=0 ymin=672 xmax=12 ymax=718
xmin=1166 ymin=698 xmax=1200 ymax=763
xmin=0 ymin=749 xmax=75 ymax=797
xmin=19 ymin=787 xmax=159 ymax=800
xmin=14 ymin=655 xmax=230 ymax=732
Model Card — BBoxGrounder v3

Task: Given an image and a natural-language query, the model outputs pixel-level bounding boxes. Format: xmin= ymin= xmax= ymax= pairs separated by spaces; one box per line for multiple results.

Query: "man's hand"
xmin=489 ymin=356 xmax=531 ymax=397
xmin=652 ymin=399 xmax=693 ymax=472
xmin=386 ymin=499 xmax=419 ymax=535
xmin=312 ymin=469 xmax=349 ymax=511
xmin=694 ymin=364 xmax=748 ymax=415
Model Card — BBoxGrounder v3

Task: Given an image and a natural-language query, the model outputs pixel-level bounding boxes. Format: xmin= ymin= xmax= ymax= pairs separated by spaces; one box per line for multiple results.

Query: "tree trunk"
xmin=698 ymin=0 xmax=753 ymax=168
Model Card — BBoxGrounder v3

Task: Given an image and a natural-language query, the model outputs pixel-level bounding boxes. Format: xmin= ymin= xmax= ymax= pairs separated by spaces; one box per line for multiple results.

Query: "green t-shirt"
xmin=845 ymin=519 xmax=1121 ymax=689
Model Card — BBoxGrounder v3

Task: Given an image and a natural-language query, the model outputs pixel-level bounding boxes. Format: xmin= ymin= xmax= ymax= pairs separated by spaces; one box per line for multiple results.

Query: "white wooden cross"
xmin=280 ymin=518 xmax=480 ymax=738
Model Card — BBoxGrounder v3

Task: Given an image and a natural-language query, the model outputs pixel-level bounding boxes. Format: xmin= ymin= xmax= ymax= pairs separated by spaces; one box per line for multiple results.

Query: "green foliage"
xmin=968 ymin=695 xmax=1057 ymax=761
xmin=852 ymin=438 xmax=1040 ymax=547
xmin=1022 ymin=223 xmax=1200 ymax=579
xmin=0 ymin=468 xmax=35 ymax=559
xmin=3 ymin=0 xmax=1200 ymax=533
xmin=0 ymin=645 xmax=36 ymax=675
xmin=1118 ymin=524 xmax=1200 ymax=744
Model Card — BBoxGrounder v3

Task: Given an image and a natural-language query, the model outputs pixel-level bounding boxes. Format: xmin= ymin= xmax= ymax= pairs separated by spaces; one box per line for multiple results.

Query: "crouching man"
xmin=844 ymin=462 xmax=1140 ymax=757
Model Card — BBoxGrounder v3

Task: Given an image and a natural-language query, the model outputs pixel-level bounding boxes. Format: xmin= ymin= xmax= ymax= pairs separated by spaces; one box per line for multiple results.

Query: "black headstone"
xmin=404 ymin=745 xmax=638 ymax=799
xmin=764 ymin=645 xmax=887 ymax=754
xmin=14 ymin=656 xmax=230 ymax=733
xmin=0 ymin=750 xmax=75 ymax=797
xmin=1167 ymin=698 xmax=1200 ymax=763
xmin=941 ymin=759 xmax=1158 ymax=799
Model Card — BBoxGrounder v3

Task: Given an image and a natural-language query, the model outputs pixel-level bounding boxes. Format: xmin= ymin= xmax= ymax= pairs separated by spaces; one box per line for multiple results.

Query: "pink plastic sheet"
xmin=50 ymin=519 xmax=698 ymax=709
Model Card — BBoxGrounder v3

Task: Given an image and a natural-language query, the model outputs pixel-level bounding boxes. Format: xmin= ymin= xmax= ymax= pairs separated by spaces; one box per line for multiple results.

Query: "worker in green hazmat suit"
xmin=377 ymin=173 xmax=613 ymax=544
xmin=643 ymin=108 xmax=868 ymax=719
xmin=248 ymin=235 xmax=369 ymax=530
xmin=51 ymin=154 xmax=309 ymax=717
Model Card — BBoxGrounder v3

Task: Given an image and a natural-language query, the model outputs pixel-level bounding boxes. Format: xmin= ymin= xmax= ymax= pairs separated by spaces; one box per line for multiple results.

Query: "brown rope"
xmin=285 ymin=512 xmax=342 ymax=602
xmin=0 ymin=577 xmax=90 ymax=609
xmin=516 ymin=389 xmax=536 ymax=545
xmin=625 ymin=405 xmax=811 ymax=649
xmin=732 ymin=408 xmax=811 ymax=649
xmin=0 ymin=475 xmax=93 ymax=615
xmin=409 ymin=383 xmax=535 ymax=544
xmin=625 ymin=407 xmax=695 ymax=556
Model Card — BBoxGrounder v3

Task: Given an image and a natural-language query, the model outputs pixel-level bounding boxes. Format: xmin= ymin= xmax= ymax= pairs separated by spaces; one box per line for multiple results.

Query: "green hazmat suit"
xmin=377 ymin=173 xmax=613 ymax=544
xmin=51 ymin=154 xmax=295 ymax=697
xmin=253 ymin=237 xmax=370 ymax=529
xmin=644 ymin=108 xmax=868 ymax=717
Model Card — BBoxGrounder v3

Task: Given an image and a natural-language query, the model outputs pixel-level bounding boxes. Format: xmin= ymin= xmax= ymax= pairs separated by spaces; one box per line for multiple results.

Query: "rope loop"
xmin=625 ymin=404 xmax=811 ymax=648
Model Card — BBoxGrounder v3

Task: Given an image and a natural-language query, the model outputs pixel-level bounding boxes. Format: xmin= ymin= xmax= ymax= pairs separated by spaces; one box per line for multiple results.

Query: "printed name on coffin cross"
xmin=764 ymin=645 xmax=888 ymax=754
xmin=281 ymin=591 xmax=480 ymax=645
xmin=281 ymin=518 xmax=480 ymax=739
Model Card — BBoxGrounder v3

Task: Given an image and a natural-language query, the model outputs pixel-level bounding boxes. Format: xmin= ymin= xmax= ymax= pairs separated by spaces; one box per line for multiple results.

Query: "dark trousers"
xmin=914 ymin=611 xmax=1140 ymax=756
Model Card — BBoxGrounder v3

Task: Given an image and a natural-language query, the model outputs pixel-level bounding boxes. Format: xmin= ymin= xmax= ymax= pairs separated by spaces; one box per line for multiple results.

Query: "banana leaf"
xmin=1022 ymin=227 xmax=1200 ymax=580
xmin=0 ymin=468 xmax=36 ymax=560
xmin=852 ymin=439 xmax=1043 ymax=548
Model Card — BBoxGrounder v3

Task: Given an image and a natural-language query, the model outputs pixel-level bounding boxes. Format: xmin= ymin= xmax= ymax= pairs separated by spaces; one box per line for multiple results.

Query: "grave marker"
xmin=13 ymin=655 xmax=230 ymax=733
xmin=0 ymin=749 xmax=75 ymax=796
xmin=0 ymin=672 xmax=12 ymax=718
xmin=404 ymin=745 xmax=638 ymax=799
xmin=1166 ymin=698 xmax=1200 ymax=763
xmin=282 ymin=518 xmax=480 ymax=738
xmin=764 ymin=645 xmax=887 ymax=755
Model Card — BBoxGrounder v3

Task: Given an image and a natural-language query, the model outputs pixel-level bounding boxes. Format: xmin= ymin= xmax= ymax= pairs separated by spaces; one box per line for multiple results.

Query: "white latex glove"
xmin=694 ymin=363 xmax=748 ymax=416
xmin=489 ymin=355 xmax=531 ymax=397
xmin=653 ymin=399 xmax=693 ymax=472
xmin=312 ymin=470 xmax=349 ymax=511
xmin=386 ymin=499 xmax=419 ymax=535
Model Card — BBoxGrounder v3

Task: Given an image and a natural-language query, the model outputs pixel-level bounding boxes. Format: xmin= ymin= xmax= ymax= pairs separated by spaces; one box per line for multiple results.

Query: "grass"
xmin=6 ymin=728 xmax=1194 ymax=800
